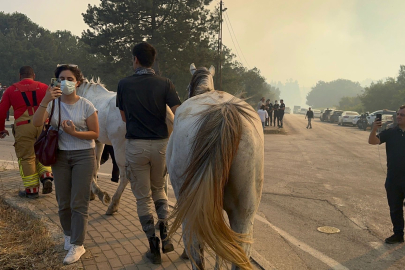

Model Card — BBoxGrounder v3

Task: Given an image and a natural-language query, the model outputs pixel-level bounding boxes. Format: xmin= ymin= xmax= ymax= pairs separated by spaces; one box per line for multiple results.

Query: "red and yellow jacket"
xmin=0 ymin=79 xmax=48 ymax=131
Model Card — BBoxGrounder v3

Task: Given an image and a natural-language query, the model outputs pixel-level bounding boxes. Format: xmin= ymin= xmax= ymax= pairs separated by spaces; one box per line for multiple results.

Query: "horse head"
xmin=188 ymin=63 xmax=215 ymax=98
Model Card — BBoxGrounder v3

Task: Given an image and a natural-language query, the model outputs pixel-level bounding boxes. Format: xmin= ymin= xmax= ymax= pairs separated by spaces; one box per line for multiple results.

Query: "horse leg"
xmin=106 ymin=164 xmax=128 ymax=215
xmin=91 ymin=141 xmax=111 ymax=205
xmin=182 ymin=223 xmax=205 ymax=270
xmin=226 ymin=209 xmax=256 ymax=270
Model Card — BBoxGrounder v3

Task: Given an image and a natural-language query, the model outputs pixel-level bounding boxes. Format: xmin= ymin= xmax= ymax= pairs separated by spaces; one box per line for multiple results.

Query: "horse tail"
xmin=168 ymin=100 xmax=256 ymax=270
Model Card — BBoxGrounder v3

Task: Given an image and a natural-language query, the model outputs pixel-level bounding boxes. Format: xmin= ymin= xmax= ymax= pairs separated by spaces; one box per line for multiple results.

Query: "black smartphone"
xmin=376 ymin=113 xmax=382 ymax=122
xmin=50 ymin=78 xmax=60 ymax=87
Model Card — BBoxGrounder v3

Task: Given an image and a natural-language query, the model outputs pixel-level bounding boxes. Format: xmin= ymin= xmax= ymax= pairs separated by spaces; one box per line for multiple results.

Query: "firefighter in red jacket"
xmin=0 ymin=66 xmax=53 ymax=199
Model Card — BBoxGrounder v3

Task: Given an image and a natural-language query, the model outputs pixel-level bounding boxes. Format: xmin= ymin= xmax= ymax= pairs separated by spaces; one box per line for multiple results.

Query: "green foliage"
xmin=306 ymin=79 xmax=364 ymax=108
xmin=360 ymin=65 xmax=405 ymax=112
xmin=337 ymin=96 xmax=363 ymax=112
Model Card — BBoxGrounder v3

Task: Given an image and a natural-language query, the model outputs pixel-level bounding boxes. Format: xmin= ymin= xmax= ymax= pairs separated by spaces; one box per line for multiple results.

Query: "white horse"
xmin=76 ymin=79 xmax=174 ymax=215
xmin=166 ymin=64 xmax=264 ymax=270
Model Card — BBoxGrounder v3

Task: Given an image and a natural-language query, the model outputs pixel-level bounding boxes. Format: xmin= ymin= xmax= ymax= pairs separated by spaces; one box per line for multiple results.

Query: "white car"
xmin=299 ymin=108 xmax=307 ymax=115
xmin=338 ymin=111 xmax=359 ymax=126
xmin=312 ymin=109 xmax=321 ymax=118
xmin=352 ymin=115 xmax=360 ymax=126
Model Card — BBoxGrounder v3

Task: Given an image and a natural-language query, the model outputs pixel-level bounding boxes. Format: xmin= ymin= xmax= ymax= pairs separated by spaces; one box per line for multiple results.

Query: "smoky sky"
xmin=2 ymin=0 xmax=405 ymax=88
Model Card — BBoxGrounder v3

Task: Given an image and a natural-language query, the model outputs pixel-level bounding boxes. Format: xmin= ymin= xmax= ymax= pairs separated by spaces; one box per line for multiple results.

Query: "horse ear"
xmin=209 ymin=65 xmax=215 ymax=76
xmin=190 ymin=63 xmax=197 ymax=75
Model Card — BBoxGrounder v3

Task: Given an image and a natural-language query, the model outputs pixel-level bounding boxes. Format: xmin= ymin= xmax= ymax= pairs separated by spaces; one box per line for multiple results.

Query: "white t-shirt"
xmin=257 ymin=109 xmax=268 ymax=122
xmin=47 ymin=97 xmax=97 ymax=150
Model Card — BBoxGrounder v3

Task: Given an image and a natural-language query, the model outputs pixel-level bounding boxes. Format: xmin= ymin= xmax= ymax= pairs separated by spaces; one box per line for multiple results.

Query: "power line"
xmin=223 ymin=12 xmax=245 ymax=67
xmin=223 ymin=8 xmax=251 ymax=69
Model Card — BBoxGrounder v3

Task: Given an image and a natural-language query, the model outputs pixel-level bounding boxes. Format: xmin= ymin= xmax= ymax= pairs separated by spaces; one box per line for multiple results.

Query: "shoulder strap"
xmin=46 ymin=98 xmax=61 ymax=131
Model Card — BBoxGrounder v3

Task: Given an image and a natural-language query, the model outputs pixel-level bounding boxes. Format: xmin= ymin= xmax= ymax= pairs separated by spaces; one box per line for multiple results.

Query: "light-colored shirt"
xmin=257 ymin=109 xmax=268 ymax=122
xmin=257 ymin=101 xmax=265 ymax=110
xmin=47 ymin=97 xmax=97 ymax=151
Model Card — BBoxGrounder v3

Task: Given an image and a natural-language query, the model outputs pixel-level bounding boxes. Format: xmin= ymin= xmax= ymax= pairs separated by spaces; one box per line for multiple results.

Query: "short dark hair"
xmin=19 ymin=66 xmax=35 ymax=78
xmin=54 ymin=65 xmax=84 ymax=84
xmin=400 ymin=105 xmax=405 ymax=110
xmin=260 ymin=105 xmax=265 ymax=110
xmin=132 ymin=42 xmax=156 ymax=68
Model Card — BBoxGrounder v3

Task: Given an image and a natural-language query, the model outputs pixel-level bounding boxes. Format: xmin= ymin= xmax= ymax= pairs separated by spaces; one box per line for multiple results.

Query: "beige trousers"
xmin=125 ymin=139 xmax=168 ymax=217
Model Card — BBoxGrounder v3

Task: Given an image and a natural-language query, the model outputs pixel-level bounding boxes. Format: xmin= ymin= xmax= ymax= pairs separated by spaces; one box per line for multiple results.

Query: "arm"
xmin=368 ymin=120 xmax=382 ymax=145
xmin=0 ymin=88 xmax=12 ymax=132
xmin=33 ymin=86 xmax=62 ymax=127
xmin=120 ymin=110 xmax=126 ymax=122
xmin=62 ymin=112 xmax=99 ymax=140
xmin=170 ymin=105 xmax=180 ymax=115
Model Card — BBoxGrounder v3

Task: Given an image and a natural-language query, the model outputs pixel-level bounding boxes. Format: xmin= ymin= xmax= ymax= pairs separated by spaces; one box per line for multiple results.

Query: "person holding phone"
xmin=0 ymin=66 xmax=53 ymax=199
xmin=369 ymin=105 xmax=405 ymax=244
xmin=32 ymin=64 xmax=99 ymax=264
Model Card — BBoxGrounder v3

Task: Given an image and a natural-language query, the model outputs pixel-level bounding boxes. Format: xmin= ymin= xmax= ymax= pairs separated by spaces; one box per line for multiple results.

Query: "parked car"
xmin=338 ymin=111 xmax=359 ymax=126
xmin=380 ymin=114 xmax=396 ymax=130
xmin=367 ymin=110 xmax=397 ymax=127
xmin=285 ymin=107 xmax=291 ymax=114
xmin=313 ymin=109 xmax=322 ymax=118
xmin=293 ymin=106 xmax=301 ymax=114
xmin=320 ymin=109 xmax=333 ymax=121
xmin=352 ymin=115 xmax=360 ymax=126
xmin=299 ymin=108 xmax=307 ymax=115
xmin=329 ymin=110 xmax=343 ymax=123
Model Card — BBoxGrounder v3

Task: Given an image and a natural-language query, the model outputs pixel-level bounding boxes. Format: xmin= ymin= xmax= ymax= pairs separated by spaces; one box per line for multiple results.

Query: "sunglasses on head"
xmin=397 ymin=113 xmax=405 ymax=117
xmin=57 ymin=64 xmax=78 ymax=68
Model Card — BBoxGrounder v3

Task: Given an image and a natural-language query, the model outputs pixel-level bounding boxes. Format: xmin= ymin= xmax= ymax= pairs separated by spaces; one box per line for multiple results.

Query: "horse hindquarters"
xmin=168 ymin=101 xmax=255 ymax=270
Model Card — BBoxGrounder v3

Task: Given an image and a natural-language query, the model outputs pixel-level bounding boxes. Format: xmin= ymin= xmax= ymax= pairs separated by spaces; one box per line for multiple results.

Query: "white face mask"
xmin=60 ymin=80 xmax=76 ymax=95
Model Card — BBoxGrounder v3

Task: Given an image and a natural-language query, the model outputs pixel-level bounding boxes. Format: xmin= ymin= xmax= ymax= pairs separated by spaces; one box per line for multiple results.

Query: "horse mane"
xmin=80 ymin=77 xmax=112 ymax=94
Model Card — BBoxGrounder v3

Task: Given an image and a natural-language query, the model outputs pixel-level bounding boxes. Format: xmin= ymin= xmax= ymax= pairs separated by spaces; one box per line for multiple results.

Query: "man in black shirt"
xmin=278 ymin=99 xmax=286 ymax=128
xmin=117 ymin=42 xmax=181 ymax=263
xmin=305 ymin=107 xmax=314 ymax=129
xmin=273 ymin=100 xmax=279 ymax=127
xmin=369 ymin=105 xmax=405 ymax=244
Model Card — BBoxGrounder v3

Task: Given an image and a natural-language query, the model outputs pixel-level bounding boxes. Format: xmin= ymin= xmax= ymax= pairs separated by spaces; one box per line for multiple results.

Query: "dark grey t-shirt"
xmin=116 ymin=74 xmax=181 ymax=140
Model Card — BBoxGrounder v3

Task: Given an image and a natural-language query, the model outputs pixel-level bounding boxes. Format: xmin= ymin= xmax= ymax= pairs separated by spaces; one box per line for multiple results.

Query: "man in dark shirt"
xmin=273 ymin=100 xmax=279 ymax=127
xmin=116 ymin=42 xmax=181 ymax=263
xmin=305 ymin=107 xmax=314 ymax=129
xmin=278 ymin=99 xmax=286 ymax=128
xmin=265 ymin=99 xmax=273 ymax=126
xmin=369 ymin=105 xmax=405 ymax=244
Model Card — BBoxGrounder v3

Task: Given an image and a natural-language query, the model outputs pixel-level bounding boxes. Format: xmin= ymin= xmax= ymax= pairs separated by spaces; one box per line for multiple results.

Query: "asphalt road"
xmin=254 ymin=113 xmax=405 ymax=270
xmin=1 ymin=115 xmax=404 ymax=270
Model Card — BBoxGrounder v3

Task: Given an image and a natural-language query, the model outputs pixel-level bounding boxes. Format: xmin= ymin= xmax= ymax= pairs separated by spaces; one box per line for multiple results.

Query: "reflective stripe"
xmin=18 ymin=158 xmax=40 ymax=188
xmin=37 ymin=162 xmax=52 ymax=175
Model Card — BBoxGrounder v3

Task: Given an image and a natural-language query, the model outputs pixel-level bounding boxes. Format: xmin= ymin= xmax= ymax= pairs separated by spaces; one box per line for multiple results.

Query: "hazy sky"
xmin=2 ymin=0 xmax=405 ymax=89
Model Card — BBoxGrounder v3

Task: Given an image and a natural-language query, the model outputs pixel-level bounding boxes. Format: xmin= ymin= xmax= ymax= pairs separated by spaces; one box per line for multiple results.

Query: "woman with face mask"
xmin=33 ymin=64 xmax=99 ymax=265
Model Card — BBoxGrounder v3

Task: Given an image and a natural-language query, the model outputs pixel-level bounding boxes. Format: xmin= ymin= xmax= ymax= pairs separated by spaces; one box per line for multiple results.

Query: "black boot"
xmin=146 ymin=236 xmax=162 ymax=264
xmin=159 ymin=221 xmax=174 ymax=253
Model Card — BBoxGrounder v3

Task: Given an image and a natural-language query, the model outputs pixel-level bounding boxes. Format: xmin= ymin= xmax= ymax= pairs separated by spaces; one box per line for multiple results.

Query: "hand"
xmin=0 ymin=130 xmax=9 ymax=139
xmin=43 ymin=86 xmax=62 ymax=104
xmin=62 ymin=120 xmax=76 ymax=135
xmin=373 ymin=120 xmax=382 ymax=131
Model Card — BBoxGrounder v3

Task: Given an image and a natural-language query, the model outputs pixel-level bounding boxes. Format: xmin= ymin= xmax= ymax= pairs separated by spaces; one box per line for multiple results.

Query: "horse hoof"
xmin=102 ymin=192 xmax=111 ymax=205
xmin=105 ymin=208 xmax=117 ymax=215
xmin=180 ymin=249 xmax=189 ymax=260
xmin=90 ymin=192 xmax=96 ymax=201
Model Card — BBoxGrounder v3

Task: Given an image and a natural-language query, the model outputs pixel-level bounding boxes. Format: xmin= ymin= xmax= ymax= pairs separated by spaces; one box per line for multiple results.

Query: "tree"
xmin=337 ymin=96 xmax=363 ymax=112
xmin=306 ymin=79 xmax=364 ymax=108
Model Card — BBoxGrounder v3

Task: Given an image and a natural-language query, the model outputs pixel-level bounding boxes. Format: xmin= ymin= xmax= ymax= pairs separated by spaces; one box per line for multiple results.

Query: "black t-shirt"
xmin=267 ymin=103 xmax=273 ymax=113
xmin=116 ymin=74 xmax=181 ymax=140
xmin=378 ymin=126 xmax=405 ymax=180
xmin=279 ymin=103 xmax=285 ymax=114
xmin=306 ymin=110 xmax=314 ymax=118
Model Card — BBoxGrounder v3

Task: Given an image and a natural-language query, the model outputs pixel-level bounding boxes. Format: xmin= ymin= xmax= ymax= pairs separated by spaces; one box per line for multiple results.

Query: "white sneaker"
xmin=63 ymin=244 xmax=86 ymax=265
xmin=64 ymin=235 xmax=72 ymax=251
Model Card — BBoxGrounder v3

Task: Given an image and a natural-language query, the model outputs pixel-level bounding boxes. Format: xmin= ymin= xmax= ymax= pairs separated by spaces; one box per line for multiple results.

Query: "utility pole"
xmin=218 ymin=0 xmax=223 ymax=91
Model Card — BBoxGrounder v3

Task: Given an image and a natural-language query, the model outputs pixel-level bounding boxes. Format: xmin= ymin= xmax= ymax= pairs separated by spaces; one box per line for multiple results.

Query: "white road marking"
xmin=255 ymin=214 xmax=350 ymax=270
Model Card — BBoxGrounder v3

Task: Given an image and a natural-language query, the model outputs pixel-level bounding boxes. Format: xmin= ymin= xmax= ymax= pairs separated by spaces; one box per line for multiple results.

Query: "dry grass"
xmin=0 ymin=198 xmax=79 ymax=270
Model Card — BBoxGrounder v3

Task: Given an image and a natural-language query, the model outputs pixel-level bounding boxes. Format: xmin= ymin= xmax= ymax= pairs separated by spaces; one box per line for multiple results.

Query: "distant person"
xmin=265 ymin=99 xmax=273 ymax=126
xmin=0 ymin=66 xmax=53 ymax=199
xmin=257 ymin=97 xmax=265 ymax=110
xmin=305 ymin=107 xmax=314 ymax=129
xmin=257 ymin=105 xmax=268 ymax=130
xmin=0 ymin=86 xmax=10 ymax=121
xmin=368 ymin=105 xmax=405 ymax=244
xmin=273 ymin=100 xmax=279 ymax=127
xmin=278 ymin=99 xmax=286 ymax=128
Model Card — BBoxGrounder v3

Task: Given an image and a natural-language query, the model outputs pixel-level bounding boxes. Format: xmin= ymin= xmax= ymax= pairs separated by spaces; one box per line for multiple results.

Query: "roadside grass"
xmin=0 ymin=198 xmax=79 ymax=270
